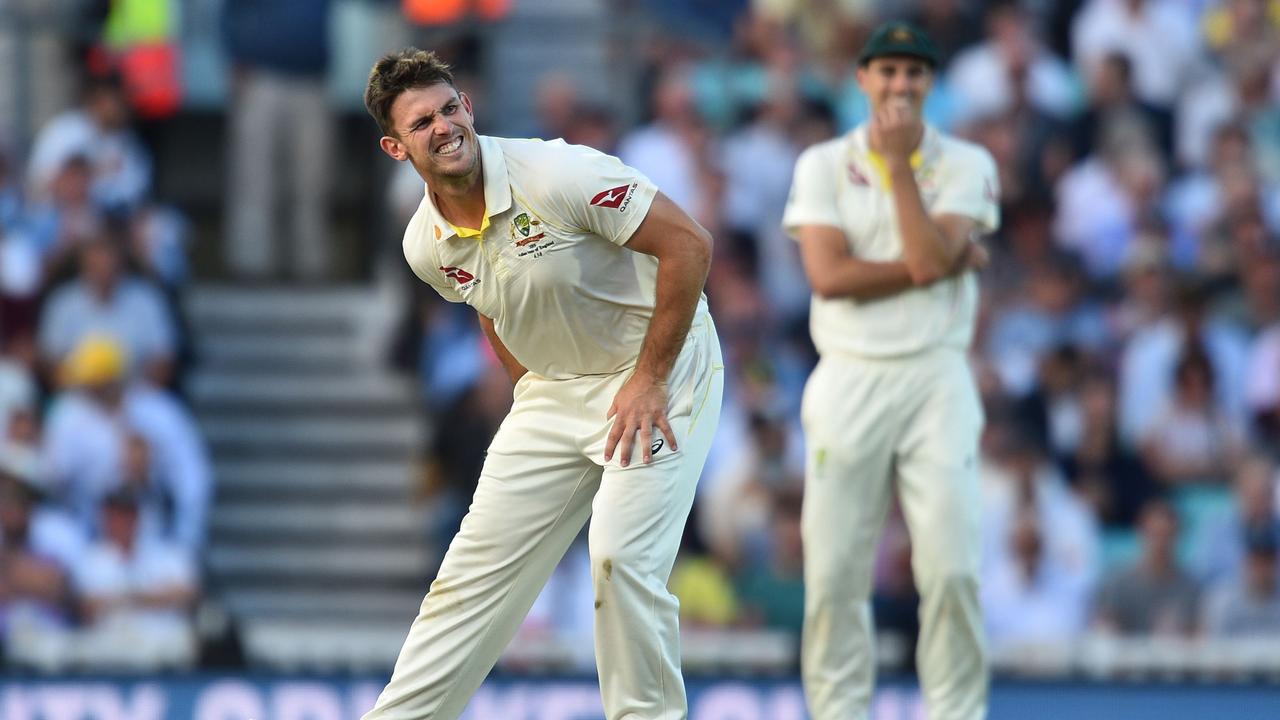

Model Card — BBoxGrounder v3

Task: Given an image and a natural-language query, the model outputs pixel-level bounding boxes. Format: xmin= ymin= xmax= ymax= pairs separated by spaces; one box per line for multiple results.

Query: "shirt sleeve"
xmin=544 ymin=142 xmax=659 ymax=247
xmin=931 ymin=146 xmax=1000 ymax=234
xmin=781 ymin=144 xmax=842 ymax=241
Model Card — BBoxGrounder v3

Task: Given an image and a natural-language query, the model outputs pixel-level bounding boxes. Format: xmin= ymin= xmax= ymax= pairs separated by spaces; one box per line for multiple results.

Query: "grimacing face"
xmin=380 ymin=83 xmax=480 ymax=183
xmin=856 ymin=56 xmax=934 ymax=115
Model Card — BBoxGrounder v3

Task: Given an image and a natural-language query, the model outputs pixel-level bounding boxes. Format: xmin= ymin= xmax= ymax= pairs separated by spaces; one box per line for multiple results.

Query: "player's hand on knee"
xmin=605 ymin=374 xmax=677 ymax=467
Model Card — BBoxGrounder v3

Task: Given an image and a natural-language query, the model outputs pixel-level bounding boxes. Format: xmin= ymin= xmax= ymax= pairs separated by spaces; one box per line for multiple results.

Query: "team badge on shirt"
xmin=513 ymin=212 xmax=531 ymax=237
xmin=510 ymin=211 xmax=551 ymax=251
xmin=590 ymin=183 xmax=637 ymax=211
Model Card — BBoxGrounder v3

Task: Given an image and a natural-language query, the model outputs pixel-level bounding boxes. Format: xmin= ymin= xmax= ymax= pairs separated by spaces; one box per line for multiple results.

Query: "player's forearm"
xmin=887 ymin=161 xmax=965 ymax=284
xmin=810 ymin=256 xmax=916 ymax=302
xmin=633 ymin=233 xmax=712 ymax=383
xmin=477 ymin=313 xmax=528 ymax=384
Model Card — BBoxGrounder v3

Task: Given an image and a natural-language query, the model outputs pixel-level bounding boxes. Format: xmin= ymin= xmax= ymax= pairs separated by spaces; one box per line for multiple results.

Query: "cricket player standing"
xmin=782 ymin=22 xmax=1000 ymax=720
xmin=360 ymin=50 xmax=723 ymax=720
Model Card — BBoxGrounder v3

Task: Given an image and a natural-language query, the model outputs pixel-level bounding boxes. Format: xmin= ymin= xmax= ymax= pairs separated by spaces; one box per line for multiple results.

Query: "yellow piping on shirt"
xmin=447 ymin=208 xmax=490 ymax=240
xmin=865 ymin=148 xmax=924 ymax=190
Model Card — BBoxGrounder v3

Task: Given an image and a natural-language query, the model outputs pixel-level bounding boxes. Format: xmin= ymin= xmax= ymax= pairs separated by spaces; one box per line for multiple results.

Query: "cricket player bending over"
xmin=361 ymin=49 xmax=723 ymax=720
xmin=782 ymin=22 xmax=1000 ymax=720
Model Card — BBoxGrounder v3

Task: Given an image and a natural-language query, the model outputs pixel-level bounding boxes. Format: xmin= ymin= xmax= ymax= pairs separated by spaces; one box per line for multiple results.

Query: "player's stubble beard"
xmin=414 ymin=125 xmax=481 ymax=193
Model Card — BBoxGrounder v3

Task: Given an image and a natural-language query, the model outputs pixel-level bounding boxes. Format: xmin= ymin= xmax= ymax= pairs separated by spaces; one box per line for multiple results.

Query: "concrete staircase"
xmin=184 ymin=284 xmax=432 ymax=671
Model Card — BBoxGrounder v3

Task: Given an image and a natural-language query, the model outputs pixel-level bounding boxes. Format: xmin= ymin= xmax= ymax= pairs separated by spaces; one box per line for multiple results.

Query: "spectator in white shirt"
xmin=1175 ymin=45 xmax=1280 ymax=179
xmin=947 ymin=0 xmax=1079 ymax=127
xmin=43 ymin=335 xmax=212 ymax=551
xmin=717 ymin=77 xmax=809 ymax=325
xmin=1119 ymin=280 xmax=1250 ymax=447
xmin=1054 ymin=125 xmax=1165 ymax=279
xmin=26 ymin=73 xmax=152 ymax=213
xmin=1141 ymin=348 xmax=1243 ymax=486
xmin=0 ymin=443 xmax=83 ymax=664
xmin=1071 ymin=0 xmax=1201 ymax=110
xmin=1202 ymin=522 xmax=1280 ymax=637
xmin=73 ymin=487 xmax=198 ymax=670
xmin=981 ymin=419 xmax=1101 ymax=603
xmin=982 ymin=508 xmax=1089 ymax=654
xmin=20 ymin=154 xmax=102 ymax=265
xmin=1196 ymin=456 xmax=1280 ymax=585
xmin=1162 ymin=121 xmax=1277 ymax=272
xmin=617 ymin=68 xmax=715 ymax=227
xmin=985 ymin=254 xmax=1111 ymax=396
xmin=38 ymin=227 xmax=176 ymax=388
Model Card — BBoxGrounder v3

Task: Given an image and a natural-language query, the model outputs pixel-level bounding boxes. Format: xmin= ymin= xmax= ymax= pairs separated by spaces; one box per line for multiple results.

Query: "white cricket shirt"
xmin=782 ymin=125 xmax=1000 ymax=359
xmin=403 ymin=135 xmax=707 ymax=379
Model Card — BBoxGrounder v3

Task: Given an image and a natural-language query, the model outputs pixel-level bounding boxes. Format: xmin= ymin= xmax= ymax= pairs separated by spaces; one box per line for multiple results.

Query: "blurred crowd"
xmin=397 ymin=0 xmax=1280 ymax=669
xmin=0 ymin=9 xmax=209 ymax=670
xmin=1 ymin=0 xmax=1279 ymax=677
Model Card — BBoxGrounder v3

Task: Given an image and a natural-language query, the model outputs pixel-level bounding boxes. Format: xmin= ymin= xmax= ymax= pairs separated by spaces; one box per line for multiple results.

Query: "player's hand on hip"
xmin=605 ymin=373 xmax=678 ymax=467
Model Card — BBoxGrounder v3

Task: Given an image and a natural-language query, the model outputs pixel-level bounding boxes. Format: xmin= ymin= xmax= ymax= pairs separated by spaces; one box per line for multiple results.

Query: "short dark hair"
xmin=364 ymin=48 xmax=456 ymax=136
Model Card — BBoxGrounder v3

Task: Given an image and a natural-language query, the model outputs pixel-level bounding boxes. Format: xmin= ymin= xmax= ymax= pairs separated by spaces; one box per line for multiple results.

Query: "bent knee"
xmin=918 ymin=571 xmax=979 ymax=601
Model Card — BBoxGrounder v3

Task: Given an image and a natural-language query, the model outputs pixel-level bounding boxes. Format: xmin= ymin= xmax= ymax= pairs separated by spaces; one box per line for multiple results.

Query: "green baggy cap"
xmin=858 ymin=21 xmax=939 ymax=68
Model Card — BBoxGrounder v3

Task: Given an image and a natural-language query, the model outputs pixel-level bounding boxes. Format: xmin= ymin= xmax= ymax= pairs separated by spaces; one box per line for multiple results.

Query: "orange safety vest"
xmin=402 ymin=0 xmax=510 ymax=25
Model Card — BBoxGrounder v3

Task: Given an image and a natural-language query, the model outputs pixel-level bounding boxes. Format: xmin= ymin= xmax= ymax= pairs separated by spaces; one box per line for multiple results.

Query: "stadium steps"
xmin=191 ymin=374 xmax=419 ymax=410
xmin=200 ymin=415 xmax=422 ymax=455
xmin=207 ymin=545 xmax=431 ymax=582
xmin=224 ymin=588 xmax=425 ymax=623
xmin=208 ymin=502 xmax=424 ymax=539
xmin=212 ymin=459 xmax=413 ymax=501
xmin=184 ymin=284 xmax=433 ymax=670
xmin=239 ymin=620 xmax=413 ymax=673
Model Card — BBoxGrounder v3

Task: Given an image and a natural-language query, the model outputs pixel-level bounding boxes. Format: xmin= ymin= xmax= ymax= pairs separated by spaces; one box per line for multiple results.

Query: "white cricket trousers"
xmin=364 ymin=314 xmax=724 ymax=720
xmin=800 ymin=346 xmax=986 ymax=720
